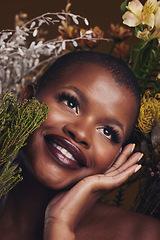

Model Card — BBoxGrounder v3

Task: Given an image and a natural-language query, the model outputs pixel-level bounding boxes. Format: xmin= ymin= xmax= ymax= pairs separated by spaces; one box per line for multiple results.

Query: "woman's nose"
xmin=63 ymin=120 xmax=92 ymax=149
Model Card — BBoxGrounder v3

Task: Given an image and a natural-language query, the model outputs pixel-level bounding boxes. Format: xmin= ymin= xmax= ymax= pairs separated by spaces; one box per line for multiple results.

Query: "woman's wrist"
xmin=44 ymin=217 xmax=75 ymax=240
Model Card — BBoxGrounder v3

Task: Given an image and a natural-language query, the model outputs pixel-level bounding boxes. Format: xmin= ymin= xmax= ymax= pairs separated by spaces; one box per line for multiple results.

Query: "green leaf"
xmin=120 ymin=0 xmax=128 ymax=13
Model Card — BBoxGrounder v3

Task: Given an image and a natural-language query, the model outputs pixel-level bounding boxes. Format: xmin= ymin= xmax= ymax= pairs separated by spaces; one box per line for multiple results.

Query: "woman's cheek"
xmin=93 ymin=142 xmax=120 ymax=172
xmin=42 ymin=106 xmax=70 ymax=127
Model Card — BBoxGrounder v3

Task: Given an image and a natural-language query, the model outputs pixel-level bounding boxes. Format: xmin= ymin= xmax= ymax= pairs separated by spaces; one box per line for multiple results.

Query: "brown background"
xmin=0 ymin=0 xmax=128 ymax=32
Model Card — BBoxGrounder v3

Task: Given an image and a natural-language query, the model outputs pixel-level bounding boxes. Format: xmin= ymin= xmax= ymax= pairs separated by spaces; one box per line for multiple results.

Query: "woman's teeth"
xmin=53 ymin=143 xmax=77 ymax=162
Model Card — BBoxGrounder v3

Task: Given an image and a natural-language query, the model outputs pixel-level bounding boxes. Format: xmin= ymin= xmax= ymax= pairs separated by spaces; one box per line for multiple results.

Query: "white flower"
xmin=122 ymin=0 xmax=143 ymax=27
xmin=122 ymin=0 xmax=160 ymax=29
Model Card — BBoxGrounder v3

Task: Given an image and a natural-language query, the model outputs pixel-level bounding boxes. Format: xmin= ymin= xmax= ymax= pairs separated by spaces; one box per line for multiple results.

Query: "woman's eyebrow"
xmin=60 ymin=86 xmax=88 ymax=104
xmin=105 ymin=117 xmax=124 ymax=134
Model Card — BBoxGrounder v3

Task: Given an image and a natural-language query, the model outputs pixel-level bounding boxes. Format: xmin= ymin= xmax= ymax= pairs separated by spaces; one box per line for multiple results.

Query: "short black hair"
xmin=37 ymin=51 xmax=139 ymax=101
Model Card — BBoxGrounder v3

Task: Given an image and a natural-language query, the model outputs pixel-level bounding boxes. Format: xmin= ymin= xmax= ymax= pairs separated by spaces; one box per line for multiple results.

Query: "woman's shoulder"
xmin=76 ymin=201 xmax=160 ymax=240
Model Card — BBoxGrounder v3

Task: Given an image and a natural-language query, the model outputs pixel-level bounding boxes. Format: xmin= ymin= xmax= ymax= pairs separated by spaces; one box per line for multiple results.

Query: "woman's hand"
xmin=44 ymin=144 xmax=143 ymax=240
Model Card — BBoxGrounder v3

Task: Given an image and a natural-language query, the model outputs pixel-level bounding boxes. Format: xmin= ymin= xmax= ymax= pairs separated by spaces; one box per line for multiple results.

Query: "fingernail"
xmin=138 ymin=153 xmax=143 ymax=162
xmin=119 ymin=147 xmax=122 ymax=153
xmin=131 ymin=143 xmax=135 ymax=153
xmin=135 ymin=164 xmax=142 ymax=173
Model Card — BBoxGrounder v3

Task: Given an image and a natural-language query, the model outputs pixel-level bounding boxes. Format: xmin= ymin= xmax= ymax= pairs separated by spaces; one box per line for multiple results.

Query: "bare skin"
xmin=0 ymin=64 xmax=160 ymax=240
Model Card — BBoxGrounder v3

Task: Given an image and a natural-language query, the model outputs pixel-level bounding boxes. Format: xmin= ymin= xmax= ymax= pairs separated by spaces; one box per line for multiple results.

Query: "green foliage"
xmin=0 ymin=92 xmax=50 ymax=199
xmin=0 ymin=160 xmax=22 ymax=199
xmin=130 ymin=39 xmax=160 ymax=94
xmin=120 ymin=0 xmax=128 ymax=13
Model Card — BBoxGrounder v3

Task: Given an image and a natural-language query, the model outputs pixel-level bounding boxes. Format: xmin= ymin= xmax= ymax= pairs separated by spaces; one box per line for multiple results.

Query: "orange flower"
xmin=108 ymin=23 xmax=133 ymax=41
xmin=15 ymin=12 xmax=28 ymax=28
xmin=114 ymin=42 xmax=131 ymax=61
xmin=58 ymin=23 xmax=80 ymax=39
xmin=80 ymin=26 xmax=104 ymax=48
xmin=58 ymin=2 xmax=80 ymax=40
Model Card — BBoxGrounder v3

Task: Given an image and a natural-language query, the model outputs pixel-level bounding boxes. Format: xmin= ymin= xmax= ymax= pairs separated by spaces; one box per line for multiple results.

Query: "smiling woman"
xmin=0 ymin=51 xmax=160 ymax=240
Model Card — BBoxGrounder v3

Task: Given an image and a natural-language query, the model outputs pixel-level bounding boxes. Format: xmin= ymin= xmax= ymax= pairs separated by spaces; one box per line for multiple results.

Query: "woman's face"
xmin=23 ymin=64 xmax=137 ymax=190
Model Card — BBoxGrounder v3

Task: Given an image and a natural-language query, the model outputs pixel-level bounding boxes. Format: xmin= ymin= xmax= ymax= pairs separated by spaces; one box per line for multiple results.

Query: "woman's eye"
xmin=102 ymin=127 xmax=112 ymax=140
xmin=98 ymin=126 xmax=121 ymax=144
xmin=63 ymin=99 xmax=79 ymax=114
xmin=57 ymin=92 xmax=80 ymax=114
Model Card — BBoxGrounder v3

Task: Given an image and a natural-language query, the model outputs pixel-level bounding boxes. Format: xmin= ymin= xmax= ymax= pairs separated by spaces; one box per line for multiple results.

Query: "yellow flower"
xmin=122 ymin=0 xmax=160 ymax=29
xmin=136 ymin=91 xmax=160 ymax=133
xmin=142 ymin=0 xmax=159 ymax=28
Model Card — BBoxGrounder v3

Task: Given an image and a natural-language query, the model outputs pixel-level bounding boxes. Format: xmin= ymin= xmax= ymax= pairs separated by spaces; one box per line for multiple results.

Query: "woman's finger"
xmin=106 ymin=152 xmax=143 ymax=177
xmin=92 ymin=163 xmax=142 ymax=191
xmin=106 ymin=143 xmax=136 ymax=174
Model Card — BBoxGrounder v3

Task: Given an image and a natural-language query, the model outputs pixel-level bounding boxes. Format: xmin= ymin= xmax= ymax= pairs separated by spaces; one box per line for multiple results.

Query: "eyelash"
xmin=57 ymin=91 xmax=80 ymax=114
xmin=100 ymin=126 xmax=121 ymax=144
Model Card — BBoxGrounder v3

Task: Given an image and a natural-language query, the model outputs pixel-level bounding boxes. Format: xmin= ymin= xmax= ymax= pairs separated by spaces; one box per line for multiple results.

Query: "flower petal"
xmin=127 ymin=0 xmax=143 ymax=16
xmin=122 ymin=11 xmax=141 ymax=27
xmin=155 ymin=7 xmax=160 ymax=28
xmin=151 ymin=28 xmax=160 ymax=41
xmin=143 ymin=13 xmax=155 ymax=28
xmin=144 ymin=0 xmax=158 ymax=12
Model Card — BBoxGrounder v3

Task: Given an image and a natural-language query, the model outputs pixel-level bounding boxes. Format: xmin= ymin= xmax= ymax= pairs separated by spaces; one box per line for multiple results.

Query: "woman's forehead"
xmin=42 ymin=64 xmax=134 ymax=106
xmin=53 ymin=64 xmax=114 ymax=87
xmin=46 ymin=65 xmax=136 ymax=118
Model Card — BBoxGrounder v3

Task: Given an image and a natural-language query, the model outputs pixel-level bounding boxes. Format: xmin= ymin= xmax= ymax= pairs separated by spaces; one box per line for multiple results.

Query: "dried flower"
xmin=0 ymin=11 xmax=107 ymax=96
xmin=114 ymin=42 xmax=131 ymax=61
xmin=107 ymin=23 xmax=132 ymax=42
xmin=80 ymin=26 xmax=104 ymax=48
xmin=57 ymin=2 xmax=105 ymax=50
xmin=15 ymin=12 xmax=28 ymax=28
xmin=58 ymin=24 xmax=80 ymax=39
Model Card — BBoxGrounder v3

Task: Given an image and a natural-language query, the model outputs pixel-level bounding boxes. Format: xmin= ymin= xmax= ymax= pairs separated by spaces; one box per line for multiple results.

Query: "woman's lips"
xmin=43 ymin=134 xmax=87 ymax=170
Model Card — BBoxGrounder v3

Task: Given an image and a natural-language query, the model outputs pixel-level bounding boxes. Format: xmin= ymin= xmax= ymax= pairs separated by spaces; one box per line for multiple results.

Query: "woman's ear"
xmin=19 ymin=83 xmax=37 ymax=101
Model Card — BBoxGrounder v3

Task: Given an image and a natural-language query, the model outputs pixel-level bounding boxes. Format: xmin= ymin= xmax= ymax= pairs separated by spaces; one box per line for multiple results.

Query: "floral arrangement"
xmin=105 ymin=0 xmax=160 ymax=218
xmin=0 ymin=3 xmax=107 ymax=96
xmin=0 ymin=0 xmax=160 ymax=218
